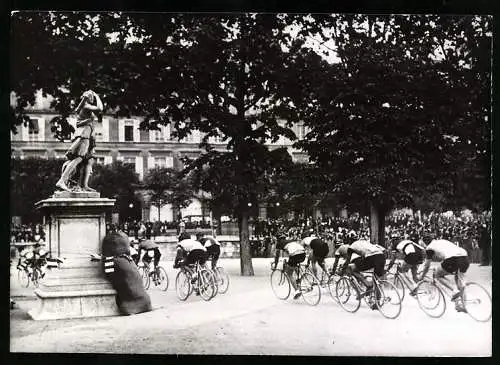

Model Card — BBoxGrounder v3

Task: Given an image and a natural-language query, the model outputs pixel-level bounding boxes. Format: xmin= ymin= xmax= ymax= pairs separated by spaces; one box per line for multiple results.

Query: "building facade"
xmin=11 ymin=91 xmax=310 ymax=222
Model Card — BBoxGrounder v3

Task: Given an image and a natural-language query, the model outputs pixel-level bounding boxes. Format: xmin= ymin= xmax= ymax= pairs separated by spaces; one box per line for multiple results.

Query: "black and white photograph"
xmin=9 ymin=11 xmax=492 ymax=356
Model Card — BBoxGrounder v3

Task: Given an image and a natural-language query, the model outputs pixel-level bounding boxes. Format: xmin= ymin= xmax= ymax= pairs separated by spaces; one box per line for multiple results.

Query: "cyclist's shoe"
xmin=41 ymin=272 xmax=45 ymax=279
xmin=409 ymin=288 xmax=418 ymax=297
xmin=455 ymin=305 xmax=467 ymax=313
xmin=195 ymin=289 xmax=200 ymax=296
xmin=293 ymin=290 xmax=302 ymax=300
xmin=370 ymin=303 xmax=378 ymax=310
xmin=191 ymin=277 xmax=197 ymax=284
xmin=451 ymin=292 xmax=461 ymax=301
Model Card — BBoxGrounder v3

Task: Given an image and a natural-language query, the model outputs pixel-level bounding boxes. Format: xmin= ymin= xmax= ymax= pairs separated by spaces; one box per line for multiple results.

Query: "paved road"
xmin=10 ymin=259 xmax=492 ymax=356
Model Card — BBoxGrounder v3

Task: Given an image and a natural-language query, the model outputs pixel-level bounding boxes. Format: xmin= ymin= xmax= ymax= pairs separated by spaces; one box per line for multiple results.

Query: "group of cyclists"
xmin=273 ymin=228 xmax=472 ymax=313
xmin=129 ymin=231 xmax=222 ymax=282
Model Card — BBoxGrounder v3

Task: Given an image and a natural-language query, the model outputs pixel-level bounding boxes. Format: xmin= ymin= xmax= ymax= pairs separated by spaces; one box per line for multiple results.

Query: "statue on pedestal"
xmin=55 ymin=90 xmax=103 ymax=193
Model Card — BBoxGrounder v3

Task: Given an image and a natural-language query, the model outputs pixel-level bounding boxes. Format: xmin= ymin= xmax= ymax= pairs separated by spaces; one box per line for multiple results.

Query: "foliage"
xmin=10 ymin=158 xmax=62 ymax=221
xmin=285 ymin=15 xmax=491 ymax=244
xmin=142 ymin=167 xmax=194 ymax=220
xmin=90 ymin=161 xmax=141 ymax=217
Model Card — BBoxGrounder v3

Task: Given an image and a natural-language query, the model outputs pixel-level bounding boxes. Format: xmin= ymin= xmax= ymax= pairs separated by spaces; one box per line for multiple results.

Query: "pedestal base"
xmin=28 ymin=289 xmax=120 ymax=320
xmin=28 ymin=259 xmax=120 ymax=320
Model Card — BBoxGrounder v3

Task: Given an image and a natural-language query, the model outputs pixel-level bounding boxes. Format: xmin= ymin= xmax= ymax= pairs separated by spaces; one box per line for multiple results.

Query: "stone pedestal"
xmin=29 ymin=191 xmax=119 ymax=320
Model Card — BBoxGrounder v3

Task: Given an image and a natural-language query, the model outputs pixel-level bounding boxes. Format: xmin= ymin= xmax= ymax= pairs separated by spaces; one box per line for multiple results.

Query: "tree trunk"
xmin=239 ymin=210 xmax=255 ymax=276
xmin=369 ymin=200 xmax=386 ymax=247
xmin=157 ymin=204 xmax=161 ymax=222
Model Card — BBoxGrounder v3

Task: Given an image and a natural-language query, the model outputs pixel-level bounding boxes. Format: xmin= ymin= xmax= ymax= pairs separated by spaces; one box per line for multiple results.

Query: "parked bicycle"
xmin=335 ymin=270 xmax=402 ymax=319
xmin=175 ymin=261 xmax=217 ymax=301
xmin=17 ymin=263 xmax=42 ymax=288
xmin=270 ymin=259 xmax=321 ymax=306
xmin=414 ymin=268 xmax=491 ymax=322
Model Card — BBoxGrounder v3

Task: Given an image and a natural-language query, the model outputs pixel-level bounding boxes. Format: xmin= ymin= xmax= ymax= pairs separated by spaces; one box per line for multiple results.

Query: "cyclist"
xmin=196 ymin=233 xmax=221 ymax=270
xmin=332 ymin=243 xmax=362 ymax=275
xmin=174 ymin=232 xmax=208 ymax=270
xmin=418 ymin=238 xmax=469 ymax=313
xmin=272 ymin=234 xmax=306 ymax=300
xmin=301 ymin=232 xmax=329 ymax=279
xmin=341 ymin=238 xmax=385 ymax=293
xmin=388 ymin=238 xmax=425 ymax=289
xmin=129 ymin=239 xmax=140 ymax=265
xmin=137 ymin=239 xmax=162 ymax=276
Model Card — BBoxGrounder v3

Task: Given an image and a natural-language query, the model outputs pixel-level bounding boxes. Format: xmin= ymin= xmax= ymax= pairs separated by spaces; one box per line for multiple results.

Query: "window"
xmin=153 ymin=129 xmax=164 ymax=142
xmin=94 ymin=157 xmax=105 ymax=165
xmin=120 ymin=119 xmax=139 ymax=142
xmin=124 ymin=126 xmax=134 ymax=142
xmin=28 ymin=118 xmax=40 ymax=142
xmin=154 ymin=156 xmax=167 ymax=168
xmin=295 ymin=124 xmax=307 ymax=140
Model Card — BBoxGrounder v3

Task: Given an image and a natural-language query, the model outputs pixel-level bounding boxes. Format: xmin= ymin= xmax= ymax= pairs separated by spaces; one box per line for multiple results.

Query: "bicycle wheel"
xmin=374 ymin=280 xmax=402 ymax=319
xmin=461 ymin=282 xmax=492 ymax=322
xmin=18 ymin=269 xmax=29 ymax=288
xmin=175 ymin=270 xmax=191 ymax=301
xmin=270 ymin=269 xmax=291 ymax=300
xmin=415 ymin=280 xmax=446 ymax=318
xmin=327 ymin=273 xmax=341 ymax=302
xmin=215 ymin=267 xmax=230 ymax=294
xmin=299 ymin=272 xmax=321 ymax=306
xmin=386 ymin=273 xmax=405 ymax=301
xmin=141 ymin=267 xmax=151 ymax=290
xmin=198 ymin=269 xmax=216 ymax=301
xmin=156 ymin=266 xmax=169 ymax=291
xmin=335 ymin=276 xmax=361 ymax=313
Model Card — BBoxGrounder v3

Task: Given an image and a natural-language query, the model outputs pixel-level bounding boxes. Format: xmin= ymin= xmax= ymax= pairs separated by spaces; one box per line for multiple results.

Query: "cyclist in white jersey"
xmin=196 ymin=233 xmax=221 ymax=270
xmin=174 ymin=232 xmax=207 ymax=268
xmin=272 ymin=234 xmax=306 ymax=299
xmin=418 ymin=239 xmax=469 ymax=312
xmin=332 ymin=244 xmax=362 ymax=275
xmin=342 ymin=239 xmax=385 ymax=289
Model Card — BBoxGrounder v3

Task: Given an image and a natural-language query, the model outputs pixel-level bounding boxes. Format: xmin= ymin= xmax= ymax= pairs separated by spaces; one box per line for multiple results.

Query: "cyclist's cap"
xmin=178 ymin=232 xmax=191 ymax=241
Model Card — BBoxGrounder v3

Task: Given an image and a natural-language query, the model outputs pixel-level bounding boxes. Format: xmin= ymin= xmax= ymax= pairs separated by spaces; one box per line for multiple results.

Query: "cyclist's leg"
xmin=317 ymin=255 xmax=328 ymax=277
xmin=211 ymin=245 xmax=220 ymax=270
xmin=453 ymin=256 xmax=470 ymax=310
xmin=350 ymin=257 xmax=371 ymax=287
xmin=309 ymin=252 xmax=318 ymax=277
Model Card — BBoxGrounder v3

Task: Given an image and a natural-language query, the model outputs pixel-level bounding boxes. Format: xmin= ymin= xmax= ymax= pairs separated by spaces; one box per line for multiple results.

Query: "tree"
xmin=128 ymin=14 xmax=307 ymax=276
xmin=90 ymin=161 xmax=141 ymax=220
xmin=289 ymin=15 xmax=491 ymax=246
xmin=10 ymin=158 xmax=62 ymax=222
xmin=142 ymin=167 xmax=194 ymax=222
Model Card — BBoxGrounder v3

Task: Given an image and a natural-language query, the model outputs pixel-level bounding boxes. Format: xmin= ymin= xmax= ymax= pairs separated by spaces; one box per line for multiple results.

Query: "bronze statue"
xmin=55 ymin=90 xmax=103 ymax=192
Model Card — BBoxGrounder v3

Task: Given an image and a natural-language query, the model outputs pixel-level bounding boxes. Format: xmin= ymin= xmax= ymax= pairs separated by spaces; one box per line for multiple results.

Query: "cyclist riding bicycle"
xmin=272 ymin=234 xmax=306 ymax=300
xmin=342 ymin=238 xmax=385 ymax=288
xmin=129 ymin=239 xmax=140 ymax=265
xmin=388 ymin=238 xmax=425 ymax=288
xmin=418 ymin=238 xmax=470 ymax=313
xmin=333 ymin=243 xmax=362 ymax=275
xmin=196 ymin=233 xmax=221 ymax=270
xmin=301 ymin=231 xmax=329 ymax=278
xmin=174 ymin=232 xmax=208 ymax=269
xmin=137 ymin=239 xmax=162 ymax=275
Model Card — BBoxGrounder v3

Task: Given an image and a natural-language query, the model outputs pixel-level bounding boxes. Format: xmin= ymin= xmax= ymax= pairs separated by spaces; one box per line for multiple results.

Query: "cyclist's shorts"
xmin=441 ymin=256 xmax=469 ymax=274
xmin=312 ymin=246 xmax=329 ymax=261
xmin=207 ymin=244 xmax=221 ymax=260
xmin=186 ymin=249 xmax=207 ymax=266
xmin=354 ymin=253 xmax=385 ymax=277
xmin=404 ymin=252 xmax=423 ymax=266
xmin=288 ymin=252 xmax=306 ymax=267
